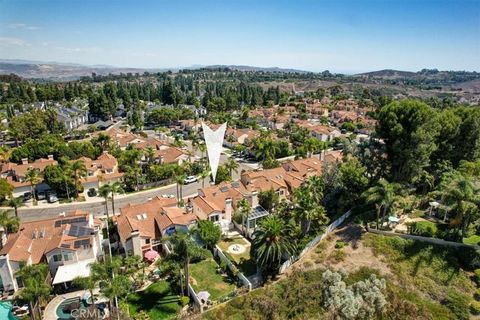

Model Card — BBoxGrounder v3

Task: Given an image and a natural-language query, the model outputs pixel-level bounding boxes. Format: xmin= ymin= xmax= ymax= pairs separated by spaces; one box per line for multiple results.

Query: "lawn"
xmin=218 ymin=236 xmax=257 ymax=276
xmin=189 ymin=259 xmax=237 ymax=301
xmin=127 ymin=281 xmax=181 ymax=319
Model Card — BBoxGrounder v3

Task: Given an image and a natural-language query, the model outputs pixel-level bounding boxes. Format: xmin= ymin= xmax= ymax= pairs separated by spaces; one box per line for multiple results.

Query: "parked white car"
xmin=184 ymin=175 xmax=198 ymax=184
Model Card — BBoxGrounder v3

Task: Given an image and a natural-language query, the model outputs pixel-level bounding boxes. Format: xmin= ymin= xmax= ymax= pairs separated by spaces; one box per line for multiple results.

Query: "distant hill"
xmin=203 ymin=65 xmax=309 ymax=73
xmin=354 ymin=69 xmax=417 ymax=79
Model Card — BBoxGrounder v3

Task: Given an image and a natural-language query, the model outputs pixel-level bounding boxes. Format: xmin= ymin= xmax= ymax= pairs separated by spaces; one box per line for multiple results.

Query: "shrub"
xmin=471 ymin=301 xmax=480 ymax=315
xmin=330 ymin=249 xmax=346 ymax=262
xmin=408 ymin=221 xmax=438 ymax=237
xmin=180 ymin=296 xmax=190 ymax=307
xmin=476 ymin=289 xmax=480 ymax=301
xmin=475 ymin=269 xmax=480 ymax=284
xmin=444 ymin=291 xmax=471 ymax=320
xmin=335 ymin=241 xmax=346 ymax=249
xmin=458 ymin=246 xmax=480 ymax=270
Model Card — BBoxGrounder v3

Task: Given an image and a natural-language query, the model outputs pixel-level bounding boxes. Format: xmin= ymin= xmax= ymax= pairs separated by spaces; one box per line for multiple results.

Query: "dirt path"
xmin=287 ymin=223 xmax=392 ymax=277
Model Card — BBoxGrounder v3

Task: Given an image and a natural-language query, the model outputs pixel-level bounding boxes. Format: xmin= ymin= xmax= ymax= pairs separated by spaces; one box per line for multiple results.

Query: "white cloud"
xmin=8 ymin=23 xmax=40 ymax=31
xmin=54 ymin=46 xmax=101 ymax=53
xmin=0 ymin=37 xmax=31 ymax=47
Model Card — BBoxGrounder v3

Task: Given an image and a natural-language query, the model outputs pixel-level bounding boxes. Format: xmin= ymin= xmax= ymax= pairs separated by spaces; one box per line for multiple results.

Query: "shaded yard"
xmin=218 ymin=236 xmax=257 ymax=276
xmin=127 ymin=281 xmax=181 ymax=319
xmin=189 ymin=259 xmax=237 ymax=301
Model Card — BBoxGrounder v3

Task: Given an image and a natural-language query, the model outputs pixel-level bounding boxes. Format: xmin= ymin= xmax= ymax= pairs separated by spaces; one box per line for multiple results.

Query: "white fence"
xmin=214 ymin=246 xmax=253 ymax=291
xmin=188 ymin=283 xmax=203 ymax=312
xmin=279 ymin=210 xmax=352 ymax=274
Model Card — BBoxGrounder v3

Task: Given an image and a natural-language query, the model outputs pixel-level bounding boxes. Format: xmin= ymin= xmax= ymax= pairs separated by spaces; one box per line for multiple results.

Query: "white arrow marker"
xmin=202 ymin=122 xmax=227 ymax=183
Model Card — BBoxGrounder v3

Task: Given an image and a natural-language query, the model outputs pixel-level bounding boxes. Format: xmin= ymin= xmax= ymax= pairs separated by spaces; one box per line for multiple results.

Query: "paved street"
xmin=13 ymin=150 xmax=258 ymax=222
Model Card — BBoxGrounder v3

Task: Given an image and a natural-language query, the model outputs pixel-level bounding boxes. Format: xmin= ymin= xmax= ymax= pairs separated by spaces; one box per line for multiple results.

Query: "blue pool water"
xmin=0 ymin=301 xmax=17 ymax=320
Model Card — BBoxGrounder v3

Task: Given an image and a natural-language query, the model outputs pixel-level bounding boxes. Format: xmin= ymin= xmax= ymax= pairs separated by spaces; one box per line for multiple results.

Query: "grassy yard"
xmin=217 ymin=236 xmax=257 ymax=276
xmin=127 ymin=281 xmax=181 ymax=319
xmin=189 ymin=259 xmax=237 ymax=301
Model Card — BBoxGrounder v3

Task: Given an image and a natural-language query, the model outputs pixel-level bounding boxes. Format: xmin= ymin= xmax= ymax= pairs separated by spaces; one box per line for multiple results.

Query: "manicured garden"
xmin=189 ymin=258 xmax=237 ymax=301
xmin=127 ymin=281 xmax=181 ymax=319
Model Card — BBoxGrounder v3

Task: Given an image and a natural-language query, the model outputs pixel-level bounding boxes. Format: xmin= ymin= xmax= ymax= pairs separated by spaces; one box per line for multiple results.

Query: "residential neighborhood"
xmin=0 ymin=0 xmax=479 ymax=319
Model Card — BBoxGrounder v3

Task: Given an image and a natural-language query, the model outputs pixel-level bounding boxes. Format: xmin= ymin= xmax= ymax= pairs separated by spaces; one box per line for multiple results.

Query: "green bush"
xmin=458 ymin=246 xmax=480 ymax=270
xmin=475 ymin=269 xmax=480 ymax=284
xmin=475 ymin=288 xmax=480 ymax=301
xmin=408 ymin=221 xmax=438 ymax=237
xmin=180 ymin=296 xmax=190 ymax=307
xmin=444 ymin=291 xmax=471 ymax=320
xmin=335 ymin=241 xmax=346 ymax=249
xmin=471 ymin=301 xmax=480 ymax=315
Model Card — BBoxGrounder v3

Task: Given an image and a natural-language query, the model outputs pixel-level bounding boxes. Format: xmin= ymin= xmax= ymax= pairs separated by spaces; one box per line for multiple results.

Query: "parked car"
xmin=161 ymin=194 xmax=175 ymax=198
xmin=184 ymin=175 xmax=198 ymax=184
xmin=23 ymin=192 xmax=32 ymax=202
xmin=36 ymin=191 xmax=46 ymax=201
xmin=47 ymin=194 xmax=59 ymax=203
xmin=87 ymin=188 xmax=97 ymax=197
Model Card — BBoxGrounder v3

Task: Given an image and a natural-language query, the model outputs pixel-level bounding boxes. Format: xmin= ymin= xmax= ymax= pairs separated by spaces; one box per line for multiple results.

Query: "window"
xmin=63 ymin=253 xmax=73 ymax=261
xmin=209 ymin=215 xmax=219 ymax=222
xmin=145 ymin=239 xmax=150 ymax=244
xmin=52 ymin=254 xmax=62 ymax=262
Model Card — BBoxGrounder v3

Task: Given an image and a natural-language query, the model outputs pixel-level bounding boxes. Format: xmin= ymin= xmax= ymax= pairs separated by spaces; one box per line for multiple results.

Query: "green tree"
xmin=237 ymin=198 xmax=252 ymax=236
xmin=338 ymin=157 xmax=369 ymax=209
xmin=25 ymin=168 xmax=41 ymax=205
xmin=250 ymin=215 xmax=297 ymax=277
xmin=225 ymin=157 xmax=239 ymax=177
xmin=258 ymin=189 xmax=280 ymax=212
xmin=70 ymin=160 xmax=87 ymax=198
xmin=99 ymin=184 xmax=113 ymax=256
xmin=194 ymin=220 xmax=222 ymax=249
xmin=72 ymin=276 xmax=97 ymax=314
xmin=362 ymin=178 xmax=402 ymax=229
xmin=16 ymin=263 xmax=51 ymax=320
xmin=0 ymin=210 xmax=20 ymax=234
xmin=7 ymin=196 xmax=24 ymax=218
xmin=109 ymin=181 xmax=124 ymax=214
xmin=376 ymin=100 xmax=439 ymax=183
xmin=0 ymin=178 xmax=13 ymax=203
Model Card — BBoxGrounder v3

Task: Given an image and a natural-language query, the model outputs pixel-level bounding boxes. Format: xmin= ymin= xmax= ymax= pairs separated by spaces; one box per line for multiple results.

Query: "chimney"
xmin=224 ymin=198 xmax=233 ymax=222
xmin=249 ymin=191 xmax=259 ymax=208
xmin=130 ymin=231 xmax=142 ymax=257
xmin=47 ymin=155 xmax=54 ymax=160
xmin=21 ymin=158 xmax=28 ymax=165
xmin=320 ymin=150 xmax=325 ymax=161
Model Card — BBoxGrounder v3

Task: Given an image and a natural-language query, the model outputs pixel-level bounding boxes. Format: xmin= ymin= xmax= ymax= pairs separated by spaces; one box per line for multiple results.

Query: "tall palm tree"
xmin=16 ymin=263 xmax=51 ymax=320
xmin=251 ymin=215 xmax=297 ymax=277
xmin=362 ymin=178 xmax=402 ymax=229
xmin=198 ymin=143 xmax=207 ymax=166
xmin=7 ymin=196 xmax=23 ymax=218
xmin=70 ymin=160 xmax=87 ymax=198
xmin=99 ymin=184 xmax=113 ymax=257
xmin=437 ymin=175 xmax=479 ymax=239
xmin=238 ymin=198 xmax=251 ymax=236
xmin=60 ymin=163 xmax=73 ymax=201
xmin=199 ymin=170 xmax=210 ymax=188
xmin=293 ymin=180 xmax=328 ymax=236
xmin=25 ymin=168 xmax=41 ymax=205
xmin=225 ymin=157 xmax=239 ymax=178
xmin=109 ymin=181 xmax=124 ymax=215
xmin=0 ymin=210 xmax=20 ymax=238
xmin=175 ymin=174 xmax=187 ymax=200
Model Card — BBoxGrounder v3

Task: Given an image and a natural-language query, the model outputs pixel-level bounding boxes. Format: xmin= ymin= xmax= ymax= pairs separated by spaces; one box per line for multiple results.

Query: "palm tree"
xmin=362 ymin=178 xmax=402 ymax=230
xmin=99 ymin=184 xmax=113 ymax=257
xmin=198 ymin=143 xmax=207 ymax=165
xmin=225 ymin=157 xmax=239 ymax=178
xmin=174 ymin=173 xmax=186 ymax=200
xmin=60 ymin=163 xmax=73 ymax=201
xmin=7 ymin=196 xmax=23 ymax=218
xmin=70 ymin=160 xmax=87 ymax=198
xmin=251 ymin=215 xmax=297 ymax=277
xmin=0 ymin=210 xmax=19 ymax=238
xmin=109 ymin=181 xmax=124 ymax=215
xmin=199 ymin=170 xmax=210 ymax=188
xmin=25 ymin=168 xmax=41 ymax=205
xmin=437 ymin=175 xmax=479 ymax=239
xmin=160 ymin=231 xmax=207 ymax=296
xmin=90 ymin=257 xmax=123 ymax=319
xmin=16 ymin=263 xmax=51 ymax=320
xmin=238 ymin=198 xmax=251 ymax=236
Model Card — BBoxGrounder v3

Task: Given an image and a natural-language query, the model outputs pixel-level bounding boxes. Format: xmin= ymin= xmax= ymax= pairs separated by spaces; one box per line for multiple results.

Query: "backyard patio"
xmin=189 ymin=258 xmax=237 ymax=302
xmin=217 ymin=234 xmax=257 ymax=276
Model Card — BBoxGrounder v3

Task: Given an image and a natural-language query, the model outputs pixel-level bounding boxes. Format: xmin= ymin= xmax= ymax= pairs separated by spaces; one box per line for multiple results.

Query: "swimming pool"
xmin=56 ymin=297 xmax=89 ymax=320
xmin=0 ymin=301 xmax=17 ymax=320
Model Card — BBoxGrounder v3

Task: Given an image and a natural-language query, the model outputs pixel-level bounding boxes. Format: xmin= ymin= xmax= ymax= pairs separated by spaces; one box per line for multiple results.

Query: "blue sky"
xmin=0 ymin=0 xmax=479 ymax=73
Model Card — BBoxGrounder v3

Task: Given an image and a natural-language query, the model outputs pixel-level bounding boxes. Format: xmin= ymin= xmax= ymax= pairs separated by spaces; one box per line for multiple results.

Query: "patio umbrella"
xmin=197 ymin=291 xmax=210 ymax=303
xmin=144 ymin=249 xmax=159 ymax=261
